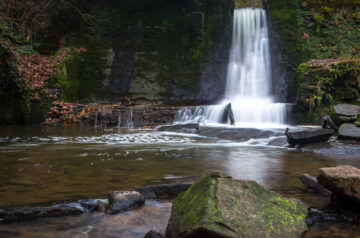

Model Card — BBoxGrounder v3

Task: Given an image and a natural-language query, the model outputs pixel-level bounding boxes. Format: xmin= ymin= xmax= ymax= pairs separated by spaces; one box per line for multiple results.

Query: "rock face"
xmin=317 ymin=166 xmax=360 ymax=208
xmin=331 ymin=104 xmax=360 ymax=126
xmin=44 ymin=102 xmax=180 ymax=128
xmin=338 ymin=123 xmax=360 ymax=141
xmin=166 ymin=172 xmax=308 ymax=238
xmin=286 ymin=128 xmax=334 ymax=146
xmin=107 ymin=191 xmax=145 ymax=214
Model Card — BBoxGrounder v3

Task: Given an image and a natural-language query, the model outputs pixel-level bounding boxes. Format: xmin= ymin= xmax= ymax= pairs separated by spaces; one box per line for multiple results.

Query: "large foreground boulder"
xmin=286 ymin=128 xmax=334 ymax=146
xmin=338 ymin=123 xmax=360 ymax=141
xmin=317 ymin=166 xmax=360 ymax=208
xmin=331 ymin=104 xmax=360 ymax=126
xmin=166 ymin=172 xmax=308 ymax=238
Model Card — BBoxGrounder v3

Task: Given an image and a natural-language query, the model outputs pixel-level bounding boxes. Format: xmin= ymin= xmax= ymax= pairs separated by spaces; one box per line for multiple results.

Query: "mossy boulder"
xmin=166 ymin=172 xmax=308 ymax=238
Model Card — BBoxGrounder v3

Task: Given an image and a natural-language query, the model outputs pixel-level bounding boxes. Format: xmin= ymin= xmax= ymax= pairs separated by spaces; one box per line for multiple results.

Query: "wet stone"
xmin=135 ymin=183 xmax=192 ymax=199
xmin=144 ymin=230 xmax=166 ymax=238
xmin=300 ymin=174 xmax=331 ymax=195
xmin=317 ymin=166 xmax=360 ymax=208
xmin=286 ymin=128 xmax=334 ymax=146
xmin=306 ymin=208 xmax=354 ymax=227
xmin=156 ymin=124 xmax=199 ymax=133
xmin=0 ymin=199 xmax=98 ymax=223
xmin=338 ymin=123 xmax=360 ymax=141
xmin=332 ymin=104 xmax=360 ymax=126
xmin=334 ymin=104 xmax=360 ymax=118
xmin=96 ymin=199 xmax=109 ymax=212
xmin=107 ymin=191 xmax=145 ymax=214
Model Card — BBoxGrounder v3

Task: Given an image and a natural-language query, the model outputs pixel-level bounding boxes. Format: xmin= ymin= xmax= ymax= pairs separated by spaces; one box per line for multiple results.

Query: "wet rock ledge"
xmin=43 ymin=101 xmax=181 ymax=128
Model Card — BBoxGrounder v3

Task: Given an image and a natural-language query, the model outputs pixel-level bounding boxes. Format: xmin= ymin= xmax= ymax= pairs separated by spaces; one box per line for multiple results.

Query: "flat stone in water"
xmin=338 ymin=123 xmax=360 ymax=141
xmin=197 ymin=126 xmax=282 ymax=141
xmin=0 ymin=200 xmax=98 ymax=223
xmin=286 ymin=128 xmax=334 ymax=146
xmin=156 ymin=124 xmax=199 ymax=133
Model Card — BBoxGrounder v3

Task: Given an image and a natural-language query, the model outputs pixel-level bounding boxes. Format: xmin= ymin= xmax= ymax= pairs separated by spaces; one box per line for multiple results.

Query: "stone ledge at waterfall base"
xmin=43 ymin=102 xmax=182 ymax=128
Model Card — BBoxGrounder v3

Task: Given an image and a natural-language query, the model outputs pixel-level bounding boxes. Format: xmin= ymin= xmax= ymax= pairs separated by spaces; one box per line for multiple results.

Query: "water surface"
xmin=0 ymin=125 xmax=359 ymax=237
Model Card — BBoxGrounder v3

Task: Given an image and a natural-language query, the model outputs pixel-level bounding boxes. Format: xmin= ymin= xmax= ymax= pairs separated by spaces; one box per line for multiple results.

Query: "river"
xmin=0 ymin=125 xmax=359 ymax=237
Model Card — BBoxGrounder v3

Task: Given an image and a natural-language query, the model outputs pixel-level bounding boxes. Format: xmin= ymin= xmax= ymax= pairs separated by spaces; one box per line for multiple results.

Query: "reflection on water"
xmin=0 ymin=126 xmax=359 ymax=237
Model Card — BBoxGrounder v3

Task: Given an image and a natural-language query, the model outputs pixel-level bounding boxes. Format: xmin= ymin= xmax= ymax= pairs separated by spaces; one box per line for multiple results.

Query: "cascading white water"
xmin=175 ymin=8 xmax=288 ymax=127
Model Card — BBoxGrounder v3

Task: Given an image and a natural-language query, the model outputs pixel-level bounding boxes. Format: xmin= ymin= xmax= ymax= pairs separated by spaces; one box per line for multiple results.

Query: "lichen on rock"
xmin=166 ymin=172 xmax=308 ymax=238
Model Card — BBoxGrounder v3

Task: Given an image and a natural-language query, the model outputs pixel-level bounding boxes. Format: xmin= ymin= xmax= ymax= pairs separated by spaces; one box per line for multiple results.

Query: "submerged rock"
xmin=144 ymin=230 xmax=166 ymax=238
xmin=107 ymin=191 xmax=145 ymax=214
xmin=197 ymin=127 xmax=282 ymax=141
xmin=299 ymin=174 xmax=331 ymax=195
xmin=338 ymin=123 xmax=360 ymax=141
xmin=306 ymin=208 xmax=354 ymax=226
xmin=136 ymin=183 xmax=192 ymax=199
xmin=156 ymin=124 xmax=199 ymax=133
xmin=286 ymin=128 xmax=334 ymax=146
xmin=317 ymin=166 xmax=360 ymax=208
xmin=96 ymin=199 xmax=110 ymax=212
xmin=166 ymin=172 xmax=308 ymax=238
xmin=0 ymin=199 xmax=98 ymax=223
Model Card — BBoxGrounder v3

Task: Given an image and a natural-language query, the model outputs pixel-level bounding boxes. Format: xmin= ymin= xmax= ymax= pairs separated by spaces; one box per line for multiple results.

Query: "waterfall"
xmin=94 ymin=111 xmax=98 ymax=128
xmin=116 ymin=109 xmax=134 ymax=128
xmin=117 ymin=112 xmax=122 ymax=128
xmin=175 ymin=8 xmax=288 ymax=128
xmin=125 ymin=108 xmax=134 ymax=128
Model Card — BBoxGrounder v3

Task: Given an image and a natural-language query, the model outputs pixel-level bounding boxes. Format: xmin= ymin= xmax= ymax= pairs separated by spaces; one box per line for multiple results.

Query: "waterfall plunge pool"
xmin=0 ymin=126 xmax=359 ymax=237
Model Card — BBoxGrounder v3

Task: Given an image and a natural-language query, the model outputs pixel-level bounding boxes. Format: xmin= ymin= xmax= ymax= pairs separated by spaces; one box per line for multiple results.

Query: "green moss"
xmin=167 ymin=172 xmax=307 ymax=238
xmin=294 ymin=59 xmax=360 ymax=123
xmin=55 ymin=51 xmax=81 ymax=101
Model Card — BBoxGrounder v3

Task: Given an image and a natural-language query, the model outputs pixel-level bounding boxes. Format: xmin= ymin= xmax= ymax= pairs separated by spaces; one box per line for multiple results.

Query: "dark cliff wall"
xmin=48 ymin=0 xmax=234 ymax=104
xmin=0 ymin=0 xmax=234 ymax=124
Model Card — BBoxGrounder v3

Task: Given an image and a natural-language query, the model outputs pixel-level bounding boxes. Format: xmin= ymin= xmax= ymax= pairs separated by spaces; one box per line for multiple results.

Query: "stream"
xmin=0 ymin=125 xmax=360 ymax=237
